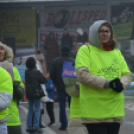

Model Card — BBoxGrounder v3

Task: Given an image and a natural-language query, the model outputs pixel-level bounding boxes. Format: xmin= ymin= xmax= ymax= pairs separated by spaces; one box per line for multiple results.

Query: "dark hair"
xmin=61 ymin=45 xmax=70 ymax=56
xmin=36 ymin=49 xmax=42 ymax=55
xmin=26 ymin=57 xmax=36 ymax=69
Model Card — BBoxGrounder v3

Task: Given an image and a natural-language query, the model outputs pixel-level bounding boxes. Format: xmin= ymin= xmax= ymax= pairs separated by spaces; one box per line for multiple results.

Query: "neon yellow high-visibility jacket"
xmin=75 ymin=44 xmax=132 ymax=119
xmin=69 ymin=97 xmax=81 ymax=119
xmin=0 ymin=67 xmax=13 ymax=121
xmin=7 ymin=66 xmax=25 ymax=126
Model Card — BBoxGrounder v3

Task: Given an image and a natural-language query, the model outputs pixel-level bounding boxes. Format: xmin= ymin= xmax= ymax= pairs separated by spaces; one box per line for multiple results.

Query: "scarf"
xmin=103 ymin=42 xmax=114 ymax=51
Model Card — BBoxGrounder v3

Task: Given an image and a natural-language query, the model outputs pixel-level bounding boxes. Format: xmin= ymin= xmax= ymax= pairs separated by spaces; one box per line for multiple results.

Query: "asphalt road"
xmin=19 ymin=100 xmax=134 ymax=134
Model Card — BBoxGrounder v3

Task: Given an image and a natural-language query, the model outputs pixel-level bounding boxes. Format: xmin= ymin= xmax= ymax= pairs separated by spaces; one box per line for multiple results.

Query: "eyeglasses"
xmin=99 ymin=30 xmax=111 ymax=34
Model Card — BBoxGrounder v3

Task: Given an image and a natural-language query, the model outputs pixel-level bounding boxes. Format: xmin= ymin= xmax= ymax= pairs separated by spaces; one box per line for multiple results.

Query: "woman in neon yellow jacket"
xmin=0 ymin=59 xmax=13 ymax=134
xmin=75 ymin=20 xmax=132 ymax=134
xmin=7 ymin=66 xmax=24 ymax=134
xmin=0 ymin=42 xmax=24 ymax=134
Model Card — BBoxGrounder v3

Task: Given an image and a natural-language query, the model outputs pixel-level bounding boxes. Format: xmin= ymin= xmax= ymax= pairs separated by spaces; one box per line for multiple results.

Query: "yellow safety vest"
xmin=69 ymin=97 xmax=81 ymax=119
xmin=0 ymin=67 xmax=13 ymax=120
xmin=75 ymin=44 xmax=132 ymax=119
xmin=7 ymin=67 xmax=24 ymax=126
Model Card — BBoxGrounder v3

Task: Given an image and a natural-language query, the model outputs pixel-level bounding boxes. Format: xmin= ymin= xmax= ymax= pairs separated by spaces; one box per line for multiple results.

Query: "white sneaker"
xmin=51 ymin=123 xmax=56 ymax=127
xmin=48 ymin=122 xmax=56 ymax=127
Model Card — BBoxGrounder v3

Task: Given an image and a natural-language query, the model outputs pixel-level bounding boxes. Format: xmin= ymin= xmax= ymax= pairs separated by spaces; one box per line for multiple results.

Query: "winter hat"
xmin=26 ymin=57 xmax=36 ymax=69
xmin=76 ymin=28 xmax=83 ymax=36
xmin=61 ymin=45 xmax=70 ymax=54
xmin=76 ymin=42 xmax=83 ymax=46
xmin=89 ymin=20 xmax=114 ymax=48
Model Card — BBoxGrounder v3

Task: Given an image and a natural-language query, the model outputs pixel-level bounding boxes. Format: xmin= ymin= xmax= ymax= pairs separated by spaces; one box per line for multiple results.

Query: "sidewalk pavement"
xmin=125 ymin=99 xmax=134 ymax=111
xmin=19 ymin=99 xmax=134 ymax=134
xmin=19 ymin=102 xmax=69 ymax=134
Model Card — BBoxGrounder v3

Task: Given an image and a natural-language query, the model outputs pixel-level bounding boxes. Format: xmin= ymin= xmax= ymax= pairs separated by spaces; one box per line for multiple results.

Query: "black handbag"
xmin=28 ymin=75 xmax=45 ymax=99
xmin=13 ymin=81 xmax=25 ymax=101
xmin=35 ymin=86 xmax=45 ymax=98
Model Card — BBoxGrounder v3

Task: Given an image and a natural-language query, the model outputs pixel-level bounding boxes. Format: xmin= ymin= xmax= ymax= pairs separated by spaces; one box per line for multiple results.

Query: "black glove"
xmin=106 ymin=78 xmax=124 ymax=93
xmin=109 ymin=78 xmax=124 ymax=93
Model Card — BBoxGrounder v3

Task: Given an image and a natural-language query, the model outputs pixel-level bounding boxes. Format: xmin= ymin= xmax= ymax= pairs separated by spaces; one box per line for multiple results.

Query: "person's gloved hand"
xmin=106 ymin=78 xmax=124 ymax=93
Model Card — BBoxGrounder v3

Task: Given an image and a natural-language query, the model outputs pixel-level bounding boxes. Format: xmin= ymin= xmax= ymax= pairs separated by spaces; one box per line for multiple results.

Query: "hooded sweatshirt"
xmin=75 ymin=20 xmax=132 ymax=123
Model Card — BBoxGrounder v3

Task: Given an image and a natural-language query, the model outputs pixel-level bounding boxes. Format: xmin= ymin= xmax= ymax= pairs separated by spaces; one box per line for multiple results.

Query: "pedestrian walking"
xmin=45 ymin=71 xmax=56 ymax=127
xmin=0 ymin=42 xmax=13 ymax=134
xmin=75 ymin=20 xmax=132 ymax=134
xmin=36 ymin=49 xmax=49 ymax=128
xmin=50 ymin=45 xmax=74 ymax=130
xmin=25 ymin=57 xmax=47 ymax=133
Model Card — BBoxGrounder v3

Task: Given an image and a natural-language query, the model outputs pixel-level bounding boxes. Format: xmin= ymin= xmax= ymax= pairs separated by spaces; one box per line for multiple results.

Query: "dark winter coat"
xmin=25 ymin=68 xmax=47 ymax=100
xmin=61 ymin=33 xmax=73 ymax=49
xmin=77 ymin=32 xmax=88 ymax=44
xmin=44 ymin=33 xmax=59 ymax=64
xmin=50 ymin=55 xmax=74 ymax=92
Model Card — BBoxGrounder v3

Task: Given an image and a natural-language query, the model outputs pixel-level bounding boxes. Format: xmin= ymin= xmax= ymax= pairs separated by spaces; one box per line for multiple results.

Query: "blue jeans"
xmin=57 ymin=92 xmax=71 ymax=128
xmin=26 ymin=99 xmax=41 ymax=130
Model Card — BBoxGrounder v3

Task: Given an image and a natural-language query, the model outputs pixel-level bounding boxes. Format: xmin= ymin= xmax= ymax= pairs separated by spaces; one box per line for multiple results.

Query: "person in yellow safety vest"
xmin=0 ymin=63 xmax=13 ymax=134
xmin=75 ymin=20 xmax=132 ymax=134
xmin=0 ymin=42 xmax=25 ymax=134
xmin=66 ymin=42 xmax=88 ymax=134
xmin=7 ymin=66 xmax=25 ymax=134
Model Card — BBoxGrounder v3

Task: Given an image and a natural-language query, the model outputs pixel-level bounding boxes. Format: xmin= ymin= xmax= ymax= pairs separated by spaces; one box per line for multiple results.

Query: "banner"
xmin=111 ymin=5 xmax=134 ymax=40
xmin=39 ymin=5 xmax=109 ymax=30
xmin=0 ymin=9 xmax=36 ymax=46
xmin=38 ymin=5 xmax=109 ymax=49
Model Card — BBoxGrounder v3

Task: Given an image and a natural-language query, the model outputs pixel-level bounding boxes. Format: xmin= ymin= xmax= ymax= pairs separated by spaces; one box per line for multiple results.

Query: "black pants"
xmin=57 ymin=92 xmax=71 ymax=128
xmin=46 ymin=102 xmax=55 ymax=123
xmin=85 ymin=123 xmax=120 ymax=134
xmin=8 ymin=126 xmax=22 ymax=134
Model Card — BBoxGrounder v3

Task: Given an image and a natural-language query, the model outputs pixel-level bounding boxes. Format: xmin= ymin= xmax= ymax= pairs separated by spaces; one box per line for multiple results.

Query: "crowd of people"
xmin=0 ymin=20 xmax=132 ymax=134
xmin=44 ymin=27 xmax=88 ymax=70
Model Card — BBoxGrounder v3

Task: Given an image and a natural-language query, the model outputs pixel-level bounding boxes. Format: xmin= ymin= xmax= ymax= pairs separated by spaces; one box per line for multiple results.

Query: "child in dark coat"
xmin=45 ymin=72 xmax=56 ymax=127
